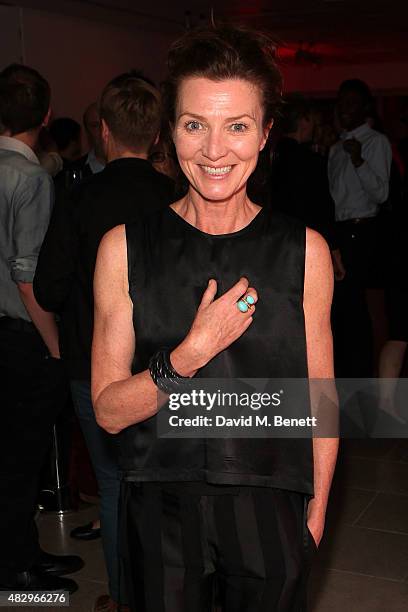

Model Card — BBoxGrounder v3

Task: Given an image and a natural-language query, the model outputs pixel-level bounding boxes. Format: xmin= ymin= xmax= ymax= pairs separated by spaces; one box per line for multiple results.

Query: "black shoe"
xmin=70 ymin=521 xmax=101 ymax=541
xmin=0 ymin=569 xmax=78 ymax=593
xmin=35 ymin=551 xmax=84 ymax=576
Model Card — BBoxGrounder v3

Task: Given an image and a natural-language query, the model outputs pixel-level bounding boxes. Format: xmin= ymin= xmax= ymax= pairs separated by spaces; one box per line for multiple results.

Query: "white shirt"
xmin=86 ymin=148 xmax=105 ymax=174
xmin=328 ymin=123 xmax=392 ymax=221
xmin=0 ymin=135 xmax=40 ymax=164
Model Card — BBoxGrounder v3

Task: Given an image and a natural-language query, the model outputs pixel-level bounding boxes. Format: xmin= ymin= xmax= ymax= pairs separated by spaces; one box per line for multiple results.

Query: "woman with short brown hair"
xmin=92 ymin=25 xmax=337 ymax=611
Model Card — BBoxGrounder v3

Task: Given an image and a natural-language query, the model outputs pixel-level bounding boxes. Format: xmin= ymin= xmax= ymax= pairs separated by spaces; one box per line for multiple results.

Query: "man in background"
xmin=82 ymin=102 xmax=106 ymax=175
xmin=328 ymin=79 xmax=392 ymax=377
xmin=53 ymin=103 xmax=105 ymax=197
xmin=34 ymin=71 xmax=174 ymax=612
xmin=49 ymin=116 xmax=82 ymax=164
xmin=0 ymin=64 xmax=83 ymax=593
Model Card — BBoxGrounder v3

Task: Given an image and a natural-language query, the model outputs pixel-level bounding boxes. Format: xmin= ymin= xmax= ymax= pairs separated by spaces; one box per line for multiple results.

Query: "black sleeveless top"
xmin=122 ymin=206 xmax=313 ymax=495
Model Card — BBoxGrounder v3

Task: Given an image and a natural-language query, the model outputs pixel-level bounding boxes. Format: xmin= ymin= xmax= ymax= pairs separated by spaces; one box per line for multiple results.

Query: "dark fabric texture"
xmin=122 ymin=207 xmax=313 ymax=494
xmin=269 ymin=138 xmax=337 ymax=249
xmin=0 ymin=327 xmax=67 ymax=575
xmin=121 ymin=482 xmax=316 ymax=612
xmin=382 ymin=176 xmax=408 ymax=341
xmin=33 ymin=158 xmax=175 ymax=379
xmin=331 ymin=220 xmax=379 ymax=377
xmin=53 ymin=154 xmax=94 ymax=197
xmin=335 ymin=218 xmax=381 ymax=288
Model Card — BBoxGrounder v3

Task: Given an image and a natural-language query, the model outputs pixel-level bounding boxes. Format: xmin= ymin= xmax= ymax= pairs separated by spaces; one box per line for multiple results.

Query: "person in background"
xmin=82 ymin=102 xmax=106 ymax=175
xmin=53 ymin=104 xmax=105 ymax=197
xmin=328 ymin=79 xmax=392 ymax=377
xmin=68 ymin=107 xmax=105 ymax=533
xmin=270 ymin=93 xmax=337 ymax=252
xmin=0 ymin=63 xmax=83 ymax=594
xmin=37 ymin=114 xmax=101 ymax=517
xmin=49 ymin=116 xmax=82 ymax=164
xmin=34 ymin=71 xmax=174 ymax=612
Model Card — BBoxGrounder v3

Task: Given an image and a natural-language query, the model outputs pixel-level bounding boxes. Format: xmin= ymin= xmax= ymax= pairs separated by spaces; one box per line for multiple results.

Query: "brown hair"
xmin=0 ymin=64 xmax=50 ymax=135
xmin=99 ymin=71 xmax=161 ymax=153
xmin=164 ymin=24 xmax=282 ymax=128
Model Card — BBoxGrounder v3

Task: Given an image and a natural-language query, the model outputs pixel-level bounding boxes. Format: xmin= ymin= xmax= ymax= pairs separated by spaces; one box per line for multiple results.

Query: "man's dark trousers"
xmin=0 ymin=322 xmax=66 ymax=581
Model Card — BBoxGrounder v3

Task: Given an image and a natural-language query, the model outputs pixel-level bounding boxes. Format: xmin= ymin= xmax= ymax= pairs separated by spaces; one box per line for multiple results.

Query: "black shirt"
xmin=34 ymin=157 xmax=175 ymax=379
xmin=122 ymin=206 xmax=313 ymax=495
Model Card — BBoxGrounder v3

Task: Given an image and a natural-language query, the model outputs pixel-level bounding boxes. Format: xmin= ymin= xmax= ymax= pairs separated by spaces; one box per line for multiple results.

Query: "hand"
xmin=172 ymin=277 xmax=258 ymax=375
xmin=342 ymin=137 xmax=364 ymax=167
xmin=331 ymin=249 xmax=346 ymax=281
xmin=307 ymin=498 xmax=325 ymax=548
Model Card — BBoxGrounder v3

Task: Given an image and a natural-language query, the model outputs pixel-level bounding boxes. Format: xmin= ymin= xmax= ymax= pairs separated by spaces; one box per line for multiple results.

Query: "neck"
xmin=172 ymin=186 xmax=260 ymax=235
xmin=89 ymin=148 xmax=106 ymax=164
xmin=4 ymin=129 xmax=39 ymax=152
xmin=106 ymin=139 xmax=148 ymax=162
xmin=107 ymin=149 xmax=148 ymax=163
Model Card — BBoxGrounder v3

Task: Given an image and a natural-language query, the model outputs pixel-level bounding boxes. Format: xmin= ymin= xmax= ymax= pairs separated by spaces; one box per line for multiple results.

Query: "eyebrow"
xmin=178 ymin=112 xmax=256 ymax=122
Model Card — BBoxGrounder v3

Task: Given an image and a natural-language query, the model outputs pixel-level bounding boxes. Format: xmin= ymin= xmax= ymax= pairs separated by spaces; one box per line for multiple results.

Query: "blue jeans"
xmin=70 ymin=380 xmax=125 ymax=603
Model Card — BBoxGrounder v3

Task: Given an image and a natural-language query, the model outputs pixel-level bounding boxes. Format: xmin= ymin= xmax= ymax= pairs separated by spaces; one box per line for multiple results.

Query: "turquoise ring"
xmin=237 ymin=294 xmax=255 ymax=313
xmin=237 ymin=300 xmax=249 ymax=313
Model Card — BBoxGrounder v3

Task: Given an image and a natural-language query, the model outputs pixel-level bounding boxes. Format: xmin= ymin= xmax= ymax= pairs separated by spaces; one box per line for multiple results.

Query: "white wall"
xmin=1 ymin=6 xmax=177 ymax=122
xmin=0 ymin=5 xmax=23 ymax=65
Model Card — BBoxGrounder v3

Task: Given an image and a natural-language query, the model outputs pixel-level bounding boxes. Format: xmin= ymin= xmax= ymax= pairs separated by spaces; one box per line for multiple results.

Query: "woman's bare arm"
xmin=92 ymin=225 xmax=160 ymax=433
xmin=92 ymin=225 xmax=258 ymax=433
xmin=303 ymin=228 xmax=339 ymax=545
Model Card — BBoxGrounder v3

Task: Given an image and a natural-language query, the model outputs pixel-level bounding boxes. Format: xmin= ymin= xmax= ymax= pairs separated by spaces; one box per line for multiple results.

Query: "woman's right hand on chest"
xmin=171 ymin=278 xmax=258 ymax=376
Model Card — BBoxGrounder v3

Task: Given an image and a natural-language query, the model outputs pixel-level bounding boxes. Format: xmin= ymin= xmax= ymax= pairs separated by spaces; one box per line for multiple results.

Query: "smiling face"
xmin=173 ymin=77 xmax=270 ymax=202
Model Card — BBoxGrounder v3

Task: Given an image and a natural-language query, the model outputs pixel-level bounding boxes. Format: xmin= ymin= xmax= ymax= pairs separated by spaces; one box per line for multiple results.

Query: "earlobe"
xmin=260 ymin=119 xmax=274 ymax=151
xmin=101 ymin=119 xmax=109 ymax=142
xmin=42 ymin=107 xmax=52 ymax=128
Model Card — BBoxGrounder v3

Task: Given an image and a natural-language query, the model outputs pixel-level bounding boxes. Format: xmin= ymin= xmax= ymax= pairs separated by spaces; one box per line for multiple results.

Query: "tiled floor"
xmin=4 ymin=439 xmax=408 ymax=611
xmin=309 ymin=438 xmax=408 ymax=612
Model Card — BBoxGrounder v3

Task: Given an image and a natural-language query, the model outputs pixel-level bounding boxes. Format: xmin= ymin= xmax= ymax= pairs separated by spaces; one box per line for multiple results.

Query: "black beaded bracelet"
xmin=149 ymin=347 xmax=191 ymax=395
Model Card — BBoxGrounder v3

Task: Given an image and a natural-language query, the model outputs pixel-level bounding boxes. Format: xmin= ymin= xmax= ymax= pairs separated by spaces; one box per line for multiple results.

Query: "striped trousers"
xmin=121 ymin=483 xmax=317 ymax=612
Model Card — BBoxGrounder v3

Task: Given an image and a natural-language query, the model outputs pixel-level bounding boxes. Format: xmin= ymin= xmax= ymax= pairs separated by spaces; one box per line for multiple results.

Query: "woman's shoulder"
xmin=305 ymin=227 xmax=331 ymax=273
